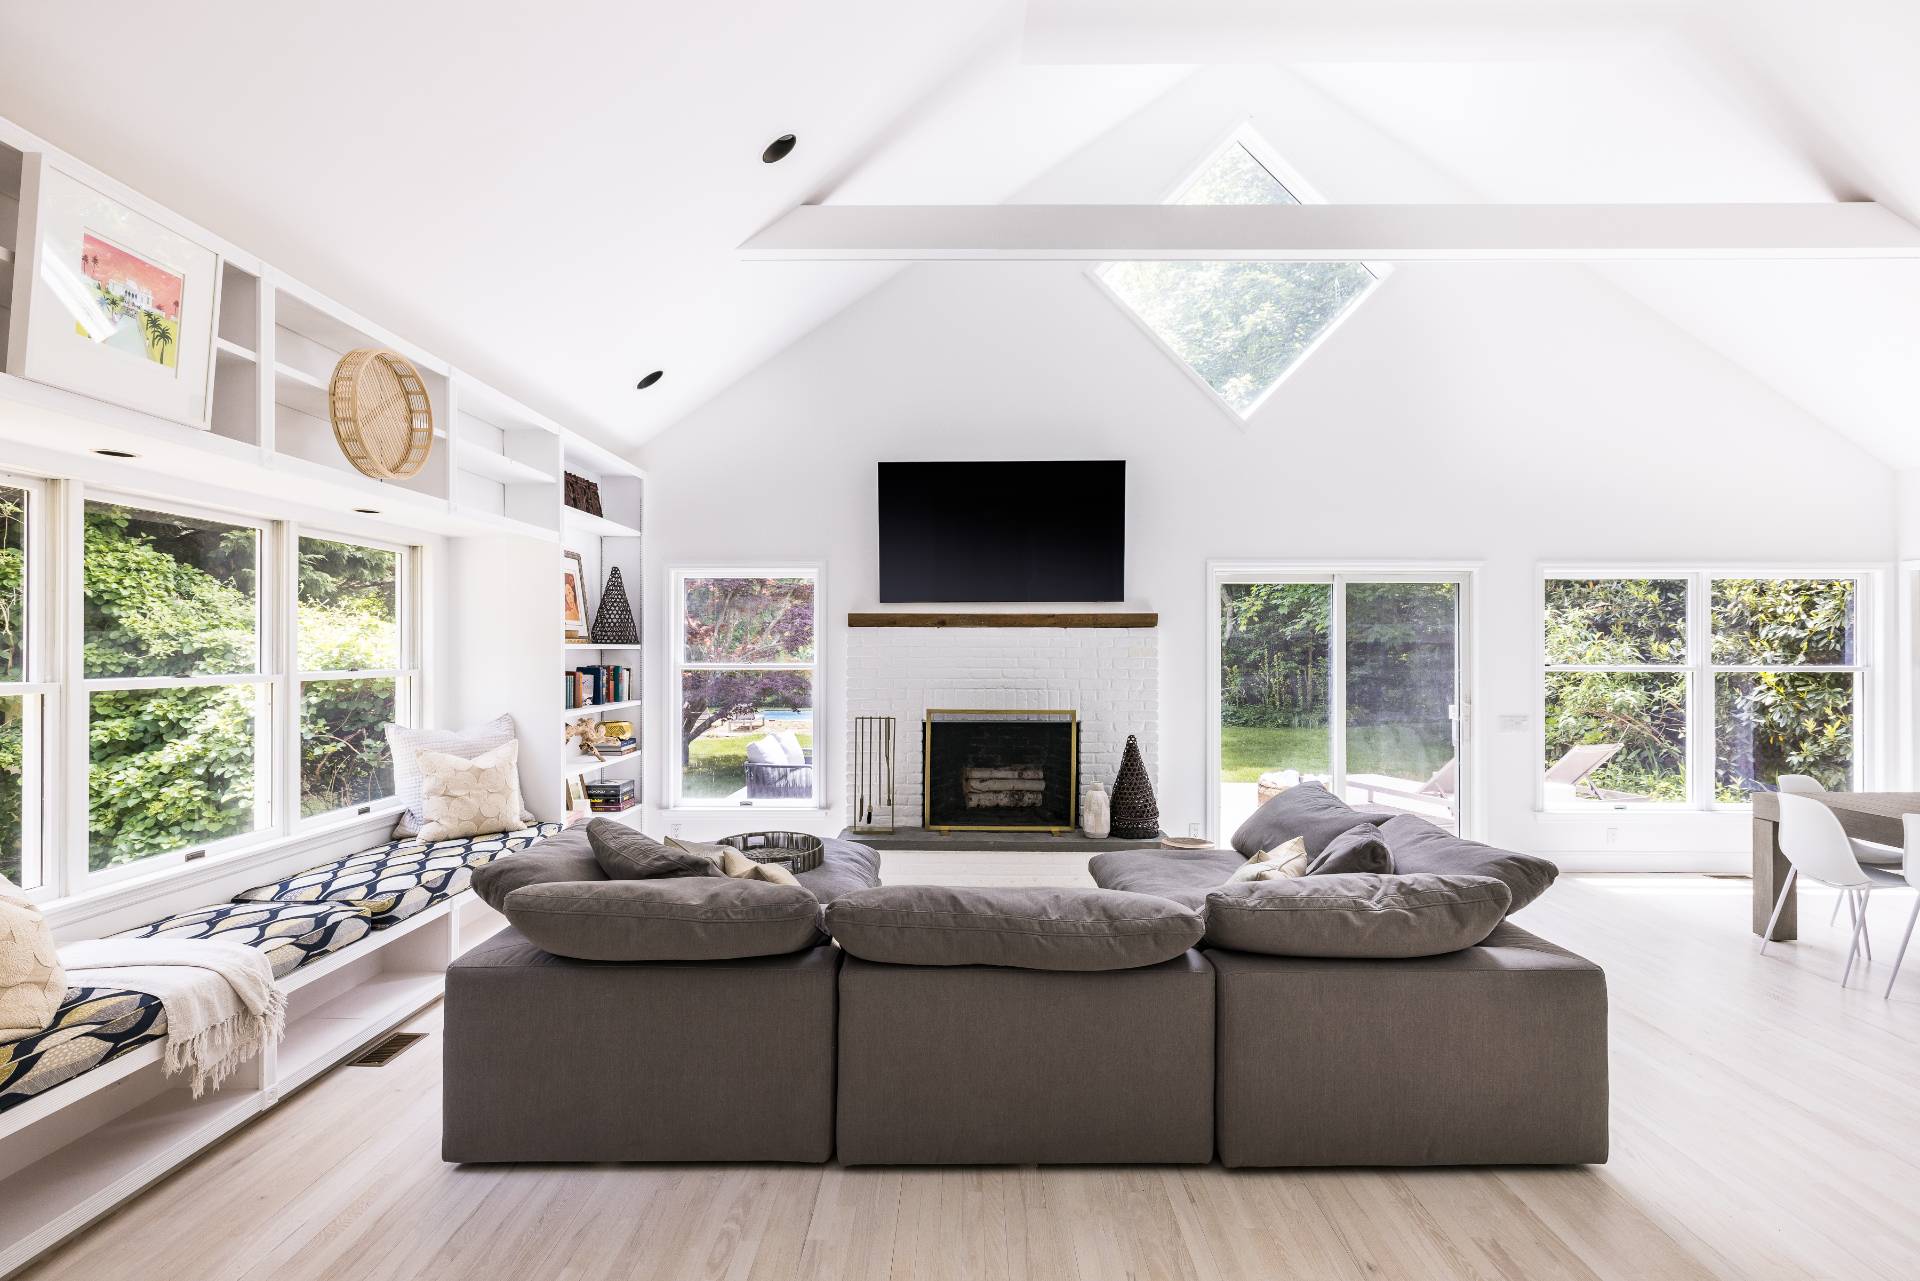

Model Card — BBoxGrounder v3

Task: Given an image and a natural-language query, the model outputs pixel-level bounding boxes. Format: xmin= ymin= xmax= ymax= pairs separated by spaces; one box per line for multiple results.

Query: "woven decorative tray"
xmin=1160 ymin=836 xmax=1214 ymax=850
xmin=329 ymin=348 xmax=434 ymax=479
xmin=717 ymin=831 xmax=824 ymax=873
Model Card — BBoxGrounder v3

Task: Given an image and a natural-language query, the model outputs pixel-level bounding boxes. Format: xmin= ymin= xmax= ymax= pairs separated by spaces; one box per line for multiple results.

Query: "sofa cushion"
xmin=1379 ymin=815 xmax=1558 ymax=914
xmin=588 ymin=820 xmax=722 ymax=881
xmin=0 ymin=987 xmax=166 ymax=1116
xmin=503 ymin=879 xmax=827 ymax=962
xmin=470 ymin=825 xmax=605 ymax=912
xmin=793 ymin=838 xmax=882 ymax=905
xmin=1229 ymin=782 xmax=1401 ymax=858
xmin=116 ymin=901 xmax=373 ymax=979
xmin=1306 ymin=823 xmax=1394 ymax=876
xmin=826 ymin=886 xmax=1203 ymax=971
xmin=1088 ymin=847 xmax=1246 ymax=909
xmin=1204 ymin=873 xmax=1511 ymax=958
xmin=233 ymin=823 xmax=559 ymax=926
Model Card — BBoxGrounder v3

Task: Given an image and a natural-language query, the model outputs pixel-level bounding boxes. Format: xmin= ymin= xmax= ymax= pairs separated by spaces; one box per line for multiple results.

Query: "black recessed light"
xmin=761 ymin=133 xmax=797 ymax=164
xmin=353 ymin=508 xmax=381 ymax=515
xmin=94 ymin=448 xmax=138 ymax=459
xmin=636 ymin=370 xmax=664 ymax=390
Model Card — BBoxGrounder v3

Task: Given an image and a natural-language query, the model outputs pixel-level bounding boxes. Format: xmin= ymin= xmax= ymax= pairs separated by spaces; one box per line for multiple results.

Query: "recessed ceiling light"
xmin=636 ymin=371 xmax=664 ymax=390
xmin=761 ymin=134 xmax=796 ymax=164
xmin=353 ymin=508 xmax=381 ymax=515
xmin=94 ymin=448 xmax=138 ymax=459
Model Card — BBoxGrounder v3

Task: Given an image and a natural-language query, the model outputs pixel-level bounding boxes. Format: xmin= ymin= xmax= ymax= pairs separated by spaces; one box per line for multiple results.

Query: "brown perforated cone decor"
xmin=590 ymin=567 xmax=639 ymax=645
xmin=1109 ymin=734 xmax=1161 ymax=839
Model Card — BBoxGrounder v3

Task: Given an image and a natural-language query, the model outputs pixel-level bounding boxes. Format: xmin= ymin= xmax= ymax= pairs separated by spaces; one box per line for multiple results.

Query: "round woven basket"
xmin=329 ymin=348 xmax=434 ymax=480
xmin=717 ymin=831 xmax=824 ymax=874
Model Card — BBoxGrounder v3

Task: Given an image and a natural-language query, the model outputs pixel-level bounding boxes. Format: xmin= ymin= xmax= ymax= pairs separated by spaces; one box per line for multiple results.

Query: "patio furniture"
xmin=1544 ymin=743 xmax=1623 ymax=800
xmin=745 ymin=734 xmax=814 ymax=800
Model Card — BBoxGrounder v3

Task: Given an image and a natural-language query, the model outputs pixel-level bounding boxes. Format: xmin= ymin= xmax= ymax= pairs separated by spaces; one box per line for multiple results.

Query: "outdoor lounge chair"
xmin=1544 ymin=743 xmax=1624 ymax=800
xmin=745 ymin=733 xmax=814 ymax=800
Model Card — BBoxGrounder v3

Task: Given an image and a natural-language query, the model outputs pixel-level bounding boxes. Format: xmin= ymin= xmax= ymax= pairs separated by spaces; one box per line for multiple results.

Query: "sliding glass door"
xmin=1217 ymin=571 xmax=1466 ymax=840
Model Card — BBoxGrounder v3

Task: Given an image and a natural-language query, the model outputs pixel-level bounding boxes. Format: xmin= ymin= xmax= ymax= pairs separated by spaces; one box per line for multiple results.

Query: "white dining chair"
xmin=1775 ymin=775 xmax=1903 ymax=925
xmin=1765 ymin=792 xmax=1907 ymax=988
xmin=1882 ymin=814 xmax=1920 ymax=1000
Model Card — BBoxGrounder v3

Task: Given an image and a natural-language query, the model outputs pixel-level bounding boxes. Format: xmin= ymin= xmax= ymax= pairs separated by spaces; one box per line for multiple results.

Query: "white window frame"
xmin=0 ymin=474 xmax=431 ymax=901
xmin=0 ymin=473 xmax=54 ymax=895
xmin=73 ymin=492 xmax=278 ymax=888
xmin=667 ymin=565 xmax=824 ymax=812
xmin=1086 ymin=123 xmax=1387 ymax=427
xmin=1205 ymin=561 xmax=1479 ymax=844
xmin=289 ymin=529 xmax=419 ymax=826
xmin=1537 ymin=566 xmax=1872 ymax=814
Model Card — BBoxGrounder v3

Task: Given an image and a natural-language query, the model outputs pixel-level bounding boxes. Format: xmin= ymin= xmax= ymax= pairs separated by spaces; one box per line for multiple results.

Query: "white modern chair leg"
xmin=1842 ymin=897 xmax=1870 ymax=987
xmin=1860 ymin=889 xmax=1873 ymax=960
xmin=1831 ymin=893 xmax=1843 ymax=926
xmin=1885 ymin=896 xmax=1920 ymax=999
xmin=1760 ymin=866 xmax=1797 ymax=954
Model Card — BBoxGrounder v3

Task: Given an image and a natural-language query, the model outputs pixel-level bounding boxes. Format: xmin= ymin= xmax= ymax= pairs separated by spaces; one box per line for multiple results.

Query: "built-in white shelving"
xmin=564 ymin=697 xmax=643 ymax=718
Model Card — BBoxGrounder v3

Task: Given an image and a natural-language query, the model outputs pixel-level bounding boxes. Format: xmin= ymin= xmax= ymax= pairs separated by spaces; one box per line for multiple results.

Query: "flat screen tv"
xmin=878 ymin=461 xmax=1125 ymax=603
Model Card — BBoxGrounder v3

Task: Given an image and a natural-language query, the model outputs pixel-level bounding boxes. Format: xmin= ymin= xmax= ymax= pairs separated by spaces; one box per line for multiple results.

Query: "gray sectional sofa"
xmin=443 ymin=791 xmax=1608 ymax=1168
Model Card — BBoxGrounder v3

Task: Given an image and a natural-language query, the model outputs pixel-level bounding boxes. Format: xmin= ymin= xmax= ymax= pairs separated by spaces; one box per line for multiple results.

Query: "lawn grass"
xmin=1220 ymin=724 xmax=1450 ymax=783
xmin=683 ymin=733 xmax=813 ymax=798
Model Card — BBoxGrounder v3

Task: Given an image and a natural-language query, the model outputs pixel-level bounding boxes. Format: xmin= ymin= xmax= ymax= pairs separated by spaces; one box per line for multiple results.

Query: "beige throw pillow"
xmin=664 ymin=836 xmax=731 ymax=873
xmin=1227 ymin=835 xmax=1310 ymax=883
xmin=0 ymin=872 xmax=65 ymax=1039
xmin=718 ymin=848 xmax=802 ymax=887
xmin=418 ymin=741 xmax=524 ymax=841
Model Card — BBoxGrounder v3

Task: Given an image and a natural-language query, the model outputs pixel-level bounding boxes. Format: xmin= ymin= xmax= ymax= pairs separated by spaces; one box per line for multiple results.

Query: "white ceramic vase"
xmin=1082 ymin=785 xmax=1112 ymax=839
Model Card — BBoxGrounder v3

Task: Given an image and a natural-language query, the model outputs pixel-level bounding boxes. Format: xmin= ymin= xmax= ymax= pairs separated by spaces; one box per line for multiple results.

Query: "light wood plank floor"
xmin=19 ymin=865 xmax=1920 ymax=1281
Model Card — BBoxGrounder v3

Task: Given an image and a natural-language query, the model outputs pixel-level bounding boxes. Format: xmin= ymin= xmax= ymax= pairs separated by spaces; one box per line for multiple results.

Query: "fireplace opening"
xmin=924 ymin=710 xmax=1077 ymax=831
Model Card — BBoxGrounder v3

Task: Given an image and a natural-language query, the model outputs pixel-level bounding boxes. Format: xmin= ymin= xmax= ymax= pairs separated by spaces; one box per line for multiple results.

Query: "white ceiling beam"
xmin=739 ymin=202 xmax=1920 ymax=262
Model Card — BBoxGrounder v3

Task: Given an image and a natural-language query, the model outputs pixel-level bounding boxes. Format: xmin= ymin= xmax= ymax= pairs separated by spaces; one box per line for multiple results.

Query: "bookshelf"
xmin=558 ymin=445 xmax=644 ymax=821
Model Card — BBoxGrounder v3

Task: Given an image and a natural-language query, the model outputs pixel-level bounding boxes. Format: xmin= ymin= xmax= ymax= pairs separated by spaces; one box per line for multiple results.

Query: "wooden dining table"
xmin=1750 ymin=790 xmax=1920 ymax=939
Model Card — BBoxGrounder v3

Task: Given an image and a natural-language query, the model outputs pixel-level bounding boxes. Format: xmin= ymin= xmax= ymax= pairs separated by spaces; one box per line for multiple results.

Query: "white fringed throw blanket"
xmin=60 ymin=937 xmax=287 ymax=1096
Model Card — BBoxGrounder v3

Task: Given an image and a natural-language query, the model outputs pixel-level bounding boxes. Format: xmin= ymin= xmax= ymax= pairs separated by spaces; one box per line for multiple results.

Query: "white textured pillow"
xmin=386 ymin=715 xmax=530 ymax=835
xmin=0 ymin=872 xmax=65 ymax=1039
xmin=774 ymin=730 xmax=806 ymax=765
xmin=745 ymin=737 xmax=783 ymax=766
xmin=1227 ymin=835 xmax=1310 ymax=883
xmin=417 ymin=741 xmax=524 ymax=842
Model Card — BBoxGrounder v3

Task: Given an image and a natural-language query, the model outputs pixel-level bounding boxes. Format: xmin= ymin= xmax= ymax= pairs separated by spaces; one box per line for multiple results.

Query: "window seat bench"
xmin=0 ymin=821 xmax=561 ymax=1277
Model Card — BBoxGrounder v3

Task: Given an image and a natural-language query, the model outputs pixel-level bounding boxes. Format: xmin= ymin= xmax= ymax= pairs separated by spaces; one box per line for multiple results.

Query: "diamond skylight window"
xmin=1099 ymin=136 xmax=1376 ymax=417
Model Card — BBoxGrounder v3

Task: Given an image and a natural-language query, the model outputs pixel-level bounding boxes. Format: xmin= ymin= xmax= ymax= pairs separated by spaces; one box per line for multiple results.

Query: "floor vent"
xmin=348 ymin=1032 xmax=426 ymax=1067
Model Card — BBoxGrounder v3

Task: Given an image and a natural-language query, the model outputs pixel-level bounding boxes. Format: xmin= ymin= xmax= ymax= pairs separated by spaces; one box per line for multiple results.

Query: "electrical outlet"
xmin=1188 ymin=822 xmax=1201 ymax=839
xmin=669 ymin=822 xmax=684 ymax=838
xmin=1604 ymin=826 xmax=1619 ymax=847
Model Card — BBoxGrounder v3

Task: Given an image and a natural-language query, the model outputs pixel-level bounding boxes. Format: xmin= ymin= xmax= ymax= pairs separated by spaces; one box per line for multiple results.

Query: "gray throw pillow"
xmin=1378 ymin=815 xmax=1558 ymax=914
xmin=826 ymin=886 xmax=1202 ymax=971
xmin=1306 ymin=823 xmax=1393 ymax=876
xmin=470 ymin=824 xmax=605 ymax=912
xmin=1204 ymin=874 xmax=1512 ymax=958
xmin=1229 ymin=782 xmax=1399 ymax=858
xmin=587 ymin=819 xmax=723 ymax=881
xmin=504 ymin=878 xmax=827 ymax=961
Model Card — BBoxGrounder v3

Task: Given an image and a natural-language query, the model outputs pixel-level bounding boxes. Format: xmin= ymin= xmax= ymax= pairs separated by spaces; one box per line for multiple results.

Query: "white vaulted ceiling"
xmin=2 ymin=0 xmax=1917 ymax=462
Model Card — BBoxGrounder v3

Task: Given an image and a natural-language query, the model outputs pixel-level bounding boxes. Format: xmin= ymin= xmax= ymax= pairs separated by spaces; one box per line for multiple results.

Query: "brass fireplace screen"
xmin=923 ymin=709 xmax=1078 ymax=832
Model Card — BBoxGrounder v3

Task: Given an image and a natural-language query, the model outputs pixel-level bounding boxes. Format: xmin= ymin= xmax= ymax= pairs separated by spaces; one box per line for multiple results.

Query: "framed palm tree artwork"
xmin=7 ymin=156 xmax=219 ymax=427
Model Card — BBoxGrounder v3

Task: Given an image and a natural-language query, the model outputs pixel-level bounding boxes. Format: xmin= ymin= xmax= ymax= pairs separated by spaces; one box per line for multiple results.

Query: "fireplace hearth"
xmin=924 ymin=710 xmax=1077 ymax=831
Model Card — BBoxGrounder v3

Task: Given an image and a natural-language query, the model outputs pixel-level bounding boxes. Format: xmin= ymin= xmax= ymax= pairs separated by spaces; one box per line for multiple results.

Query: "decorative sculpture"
xmin=590 ymin=566 xmax=639 ymax=645
xmin=1081 ymin=783 xmax=1111 ymax=839
xmin=1108 ymin=735 xmax=1161 ymax=840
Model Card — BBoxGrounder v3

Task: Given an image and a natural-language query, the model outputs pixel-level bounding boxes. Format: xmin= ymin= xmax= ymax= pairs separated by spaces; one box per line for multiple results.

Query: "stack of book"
xmin=566 ymin=664 xmax=633 ymax=709
xmin=591 ymin=734 xmax=639 ymax=758
xmin=585 ymin=779 xmax=637 ymax=813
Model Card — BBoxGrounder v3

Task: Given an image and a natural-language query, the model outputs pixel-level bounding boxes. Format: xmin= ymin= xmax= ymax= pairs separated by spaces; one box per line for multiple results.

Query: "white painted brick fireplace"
xmin=844 ymin=623 xmax=1159 ymax=830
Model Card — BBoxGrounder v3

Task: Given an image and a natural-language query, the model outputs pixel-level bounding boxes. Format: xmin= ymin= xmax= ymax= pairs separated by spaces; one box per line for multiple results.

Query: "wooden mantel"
xmin=847 ymin=612 xmax=1157 ymax=629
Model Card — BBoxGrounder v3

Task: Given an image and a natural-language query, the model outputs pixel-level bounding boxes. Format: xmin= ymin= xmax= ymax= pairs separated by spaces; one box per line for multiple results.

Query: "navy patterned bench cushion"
xmin=115 ymin=901 xmax=375 ymax=979
xmin=0 ymin=987 xmax=166 ymax=1116
xmin=231 ymin=823 xmax=562 ymax=926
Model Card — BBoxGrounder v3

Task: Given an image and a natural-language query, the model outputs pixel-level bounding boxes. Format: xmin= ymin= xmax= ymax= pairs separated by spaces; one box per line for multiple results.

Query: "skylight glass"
xmin=1099 ymin=138 xmax=1376 ymax=416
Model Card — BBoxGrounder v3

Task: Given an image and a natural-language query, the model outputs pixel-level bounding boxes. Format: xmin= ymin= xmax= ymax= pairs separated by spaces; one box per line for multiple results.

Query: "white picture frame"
xmin=6 ymin=155 xmax=218 ymax=427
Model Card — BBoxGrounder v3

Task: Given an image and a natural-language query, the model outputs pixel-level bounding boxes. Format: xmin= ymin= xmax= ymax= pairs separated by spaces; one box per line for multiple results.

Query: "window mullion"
xmin=59 ymin=479 xmax=88 ymax=895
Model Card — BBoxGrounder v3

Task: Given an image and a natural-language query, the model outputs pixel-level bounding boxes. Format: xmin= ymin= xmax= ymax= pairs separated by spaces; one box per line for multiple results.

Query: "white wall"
xmin=638 ymin=69 xmax=1898 ymax=862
